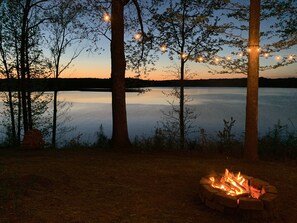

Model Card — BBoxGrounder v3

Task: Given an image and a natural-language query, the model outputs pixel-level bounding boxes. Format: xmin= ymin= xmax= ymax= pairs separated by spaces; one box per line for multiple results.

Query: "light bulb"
xmin=197 ymin=57 xmax=203 ymax=62
xmin=288 ymin=55 xmax=294 ymax=60
xmin=160 ymin=45 xmax=167 ymax=52
xmin=135 ymin=32 xmax=142 ymax=40
xmin=103 ymin=14 xmax=111 ymax=22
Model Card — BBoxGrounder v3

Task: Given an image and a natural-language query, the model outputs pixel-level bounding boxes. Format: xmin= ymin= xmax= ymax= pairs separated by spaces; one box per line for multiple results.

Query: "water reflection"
xmin=64 ymin=87 xmax=297 ymax=144
xmin=1 ymin=87 xmax=297 ymax=145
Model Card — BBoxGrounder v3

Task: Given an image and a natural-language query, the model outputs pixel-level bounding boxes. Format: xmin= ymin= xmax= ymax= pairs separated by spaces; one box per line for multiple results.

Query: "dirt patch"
xmin=0 ymin=149 xmax=296 ymax=223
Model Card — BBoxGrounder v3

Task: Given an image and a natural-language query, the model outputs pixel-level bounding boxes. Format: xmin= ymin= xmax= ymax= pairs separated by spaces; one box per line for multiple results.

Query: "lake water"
xmin=1 ymin=87 xmax=297 ymax=145
xmin=56 ymin=87 xmax=297 ymax=144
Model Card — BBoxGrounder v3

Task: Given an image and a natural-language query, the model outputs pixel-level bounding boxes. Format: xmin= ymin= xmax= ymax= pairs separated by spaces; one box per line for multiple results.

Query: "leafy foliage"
xmin=150 ymin=0 xmax=229 ymax=67
xmin=211 ymin=0 xmax=297 ymax=75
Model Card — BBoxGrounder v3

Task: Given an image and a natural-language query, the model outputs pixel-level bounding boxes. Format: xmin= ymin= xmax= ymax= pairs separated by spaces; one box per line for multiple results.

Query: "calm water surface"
xmin=57 ymin=87 xmax=297 ymax=144
xmin=1 ymin=87 xmax=296 ymax=145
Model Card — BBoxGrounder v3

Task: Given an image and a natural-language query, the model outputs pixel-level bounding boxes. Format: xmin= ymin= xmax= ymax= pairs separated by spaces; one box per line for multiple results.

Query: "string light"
xmin=156 ymin=42 xmax=295 ymax=64
xmin=197 ymin=56 xmax=204 ymax=62
xmin=247 ymin=47 xmax=261 ymax=53
xmin=134 ymin=32 xmax=142 ymax=41
xmin=288 ymin=55 xmax=294 ymax=60
xmin=181 ymin=52 xmax=187 ymax=59
xmin=160 ymin=45 xmax=167 ymax=52
xmin=275 ymin=55 xmax=281 ymax=60
xmin=103 ymin=14 xmax=111 ymax=22
xmin=264 ymin=52 xmax=269 ymax=58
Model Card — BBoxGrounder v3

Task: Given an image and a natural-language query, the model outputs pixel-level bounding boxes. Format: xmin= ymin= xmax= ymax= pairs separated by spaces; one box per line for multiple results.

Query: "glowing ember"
xmin=209 ymin=169 xmax=262 ymax=199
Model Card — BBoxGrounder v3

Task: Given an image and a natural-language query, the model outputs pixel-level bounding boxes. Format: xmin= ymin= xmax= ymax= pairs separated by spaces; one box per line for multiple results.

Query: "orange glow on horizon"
xmin=60 ymin=67 xmax=249 ymax=81
xmin=59 ymin=60 xmax=297 ymax=80
xmin=59 ymin=49 xmax=297 ymax=81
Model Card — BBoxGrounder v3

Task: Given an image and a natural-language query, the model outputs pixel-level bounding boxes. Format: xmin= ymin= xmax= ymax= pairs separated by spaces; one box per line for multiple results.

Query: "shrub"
xmin=259 ymin=121 xmax=297 ymax=160
xmin=216 ymin=117 xmax=241 ymax=155
xmin=93 ymin=124 xmax=110 ymax=149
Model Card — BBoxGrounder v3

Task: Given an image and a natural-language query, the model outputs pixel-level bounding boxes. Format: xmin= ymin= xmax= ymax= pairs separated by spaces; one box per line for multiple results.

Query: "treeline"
xmin=0 ymin=77 xmax=297 ymax=91
xmin=150 ymin=77 xmax=297 ymax=88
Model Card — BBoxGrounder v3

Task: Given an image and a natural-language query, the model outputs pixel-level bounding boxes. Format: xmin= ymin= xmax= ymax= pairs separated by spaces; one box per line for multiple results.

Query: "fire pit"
xmin=199 ymin=169 xmax=278 ymax=219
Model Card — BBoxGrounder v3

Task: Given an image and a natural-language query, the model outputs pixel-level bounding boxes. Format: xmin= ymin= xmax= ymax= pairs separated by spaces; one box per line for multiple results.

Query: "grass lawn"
xmin=0 ymin=149 xmax=296 ymax=223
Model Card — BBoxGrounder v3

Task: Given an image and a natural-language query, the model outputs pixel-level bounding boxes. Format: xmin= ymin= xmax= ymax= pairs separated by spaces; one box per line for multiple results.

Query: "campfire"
xmin=199 ymin=169 xmax=278 ymax=219
xmin=209 ymin=169 xmax=263 ymax=199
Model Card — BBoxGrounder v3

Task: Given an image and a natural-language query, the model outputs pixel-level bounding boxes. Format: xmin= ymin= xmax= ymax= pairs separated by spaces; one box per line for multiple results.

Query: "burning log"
xmin=200 ymin=170 xmax=278 ymax=219
xmin=209 ymin=169 xmax=262 ymax=199
xmin=250 ymin=186 xmax=263 ymax=199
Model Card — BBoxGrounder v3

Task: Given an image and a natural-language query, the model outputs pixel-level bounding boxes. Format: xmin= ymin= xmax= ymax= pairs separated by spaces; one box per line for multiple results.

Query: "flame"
xmin=209 ymin=169 xmax=250 ymax=197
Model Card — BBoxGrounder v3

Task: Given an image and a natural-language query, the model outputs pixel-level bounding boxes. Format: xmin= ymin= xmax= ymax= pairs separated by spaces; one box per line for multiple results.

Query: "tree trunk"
xmin=180 ymin=58 xmax=185 ymax=150
xmin=244 ymin=0 xmax=261 ymax=161
xmin=52 ymin=89 xmax=58 ymax=147
xmin=17 ymin=89 xmax=22 ymax=143
xmin=14 ymin=28 xmax=22 ymax=144
xmin=179 ymin=0 xmax=187 ymax=150
xmin=0 ymin=47 xmax=17 ymax=143
xmin=20 ymin=1 xmax=29 ymax=133
xmin=52 ymin=61 xmax=60 ymax=148
xmin=26 ymin=45 xmax=33 ymax=130
xmin=110 ymin=0 xmax=131 ymax=148
xmin=4 ymin=75 xmax=17 ymax=143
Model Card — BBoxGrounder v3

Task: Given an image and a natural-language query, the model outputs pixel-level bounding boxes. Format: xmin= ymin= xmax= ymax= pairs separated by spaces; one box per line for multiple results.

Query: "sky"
xmin=59 ymin=40 xmax=297 ymax=80
xmin=58 ymin=1 xmax=297 ymax=81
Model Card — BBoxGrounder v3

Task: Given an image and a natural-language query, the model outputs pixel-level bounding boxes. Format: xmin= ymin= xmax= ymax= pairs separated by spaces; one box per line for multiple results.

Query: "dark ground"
xmin=0 ymin=149 xmax=296 ymax=223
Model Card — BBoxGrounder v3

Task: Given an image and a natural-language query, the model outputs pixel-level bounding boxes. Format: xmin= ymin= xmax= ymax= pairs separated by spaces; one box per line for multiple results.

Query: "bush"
xmin=259 ymin=121 xmax=297 ymax=160
xmin=133 ymin=128 xmax=176 ymax=151
xmin=216 ymin=117 xmax=242 ymax=155
xmin=93 ymin=125 xmax=110 ymax=149
xmin=61 ymin=133 xmax=89 ymax=149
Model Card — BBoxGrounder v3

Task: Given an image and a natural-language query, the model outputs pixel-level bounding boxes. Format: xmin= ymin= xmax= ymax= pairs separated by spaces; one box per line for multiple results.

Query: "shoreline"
xmin=0 ymin=77 xmax=297 ymax=91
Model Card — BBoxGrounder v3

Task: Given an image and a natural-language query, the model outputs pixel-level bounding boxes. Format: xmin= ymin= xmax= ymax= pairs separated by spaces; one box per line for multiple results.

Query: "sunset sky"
xmin=59 ymin=41 xmax=297 ymax=80
xmin=57 ymin=1 xmax=297 ymax=81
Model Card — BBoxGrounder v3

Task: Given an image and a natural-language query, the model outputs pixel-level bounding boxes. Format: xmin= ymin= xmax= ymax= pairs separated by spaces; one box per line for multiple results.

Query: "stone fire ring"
xmin=199 ymin=174 xmax=278 ymax=219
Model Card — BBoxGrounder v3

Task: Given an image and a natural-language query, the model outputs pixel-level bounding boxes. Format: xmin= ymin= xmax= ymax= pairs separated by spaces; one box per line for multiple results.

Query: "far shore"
xmin=0 ymin=77 xmax=297 ymax=91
